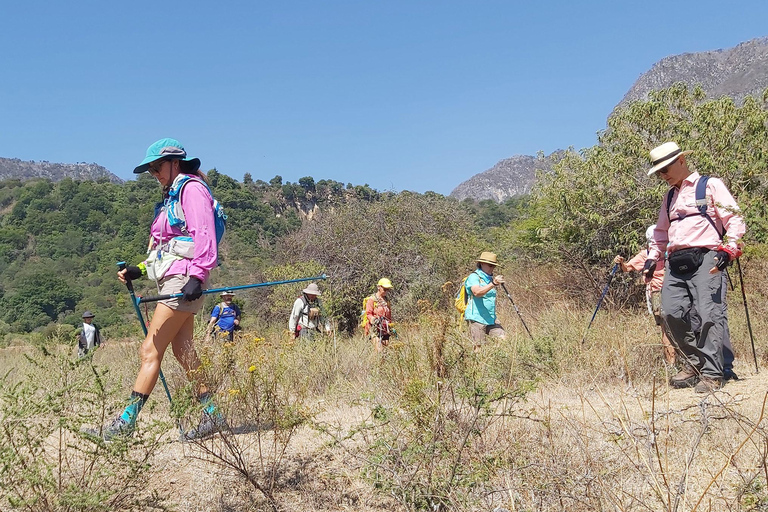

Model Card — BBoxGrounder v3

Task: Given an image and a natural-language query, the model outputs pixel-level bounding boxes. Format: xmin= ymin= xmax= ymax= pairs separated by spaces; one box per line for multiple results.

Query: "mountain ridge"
xmin=0 ymin=157 xmax=122 ymax=184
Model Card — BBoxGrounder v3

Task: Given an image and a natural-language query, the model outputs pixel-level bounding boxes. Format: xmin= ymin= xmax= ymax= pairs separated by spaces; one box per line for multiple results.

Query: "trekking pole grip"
xmin=117 ymin=261 xmax=135 ymax=293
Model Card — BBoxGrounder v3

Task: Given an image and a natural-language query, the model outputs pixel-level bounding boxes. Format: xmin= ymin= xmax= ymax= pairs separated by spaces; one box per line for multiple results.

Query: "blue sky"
xmin=1 ymin=1 xmax=767 ymax=195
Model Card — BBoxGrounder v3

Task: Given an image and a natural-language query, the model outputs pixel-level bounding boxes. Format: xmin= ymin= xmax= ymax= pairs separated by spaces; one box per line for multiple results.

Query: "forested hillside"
xmin=0 ymin=171 xmax=523 ymax=338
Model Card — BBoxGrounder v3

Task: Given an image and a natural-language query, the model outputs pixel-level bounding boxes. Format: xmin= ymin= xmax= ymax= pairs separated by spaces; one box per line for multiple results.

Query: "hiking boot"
xmin=101 ymin=417 xmax=134 ymax=441
xmin=670 ymin=368 xmax=699 ymax=388
xmin=723 ymin=369 xmax=739 ymax=381
xmin=182 ymin=412 xmax=228 ymax=441
xmin=694 ymin=376 xmax=722 ymax=394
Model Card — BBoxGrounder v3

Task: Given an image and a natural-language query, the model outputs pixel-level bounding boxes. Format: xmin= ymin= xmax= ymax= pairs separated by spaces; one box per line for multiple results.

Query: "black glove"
xmin=125 ymin=266 xmax=143 ymax=281
xmin=714 ymin=250 xmax=730 ymax=271
xmin=180 ymin=277 xmax=203 ymax=301
xmin=642 ymin=259 xmax=657 ymax=280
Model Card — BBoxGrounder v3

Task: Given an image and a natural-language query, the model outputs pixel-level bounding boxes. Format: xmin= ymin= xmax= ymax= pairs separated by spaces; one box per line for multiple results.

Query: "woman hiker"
xmin=99 ymin=138 xmax=226 ymax=441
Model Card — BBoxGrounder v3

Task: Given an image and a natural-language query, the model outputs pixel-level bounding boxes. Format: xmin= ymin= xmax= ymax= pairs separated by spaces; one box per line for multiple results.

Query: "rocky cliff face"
xmin=453 ymin=36 xmax=768 ymax=203
xmin=0 ymin=157 xmax=122 ymax=183
xmin=616 ymin=36 xmax=768 ymax=111
xmin=450 ymin=153 xmax=559 ymax=202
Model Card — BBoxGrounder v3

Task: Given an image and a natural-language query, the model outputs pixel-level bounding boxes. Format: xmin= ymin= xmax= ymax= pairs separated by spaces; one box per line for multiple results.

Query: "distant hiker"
xmin=289 ymin=282 xmax=330 ymax=339
xmin=205 ymin=291 xmax=241 ymax=342
xmin=464 ymin=251 xmax=506 ymax=351
xmin=77 ymin=311 xmax=102 ymax=358
xmin=364 ymin=278 xmax=394 ymax=352
xmin=613 ymin=225 xmax=675 ymax=365
xmin=102 ymin=138 xmax=226 ymax=441
xmin=645 ymin=142 xmax=745 ymax=394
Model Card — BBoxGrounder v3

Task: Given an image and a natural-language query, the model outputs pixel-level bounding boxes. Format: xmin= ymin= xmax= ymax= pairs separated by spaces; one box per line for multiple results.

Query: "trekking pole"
xmin=137 ymin=274 xmax=329 ymax=303
xmin=736 ymin=259 xmax=759 ymax=373
xmin=500 ymin=283 xmax=534 ymax=340
xmin=116 ymin=262 xmax=175 ymax=408
xmin=581 ymin=263 xmax=619 ymax=345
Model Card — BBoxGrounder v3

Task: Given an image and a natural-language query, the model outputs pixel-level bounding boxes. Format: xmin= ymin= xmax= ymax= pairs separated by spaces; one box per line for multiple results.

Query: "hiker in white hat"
xmin=205 ymin=290 xmax=241 ymax=342
xmin=289 ymin=282 xmax=331 ymax=339
xmin=644 ymin=141 xmax=745 ymax=394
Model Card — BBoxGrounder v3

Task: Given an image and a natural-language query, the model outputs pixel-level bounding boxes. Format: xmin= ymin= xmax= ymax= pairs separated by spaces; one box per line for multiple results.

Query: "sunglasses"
xmin=148 ymin=160 xmax=166 ymax=174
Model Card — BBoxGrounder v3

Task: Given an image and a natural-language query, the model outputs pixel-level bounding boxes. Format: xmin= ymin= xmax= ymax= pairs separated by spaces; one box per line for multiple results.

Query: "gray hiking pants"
xmin=661 ymin=250 xmax=725 ymax=379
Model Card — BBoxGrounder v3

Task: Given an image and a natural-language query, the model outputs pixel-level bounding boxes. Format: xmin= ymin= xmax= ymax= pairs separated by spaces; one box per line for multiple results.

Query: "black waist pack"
xmin=668 ymin=247 xmax=708 ymax=275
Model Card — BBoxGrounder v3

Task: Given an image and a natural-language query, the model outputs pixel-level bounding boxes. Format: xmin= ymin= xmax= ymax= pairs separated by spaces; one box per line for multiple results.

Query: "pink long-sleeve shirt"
xmin=648 ymin=172 xmax=745 ymax=261
xmin=146 ymin=176 xmax=218 ymax=282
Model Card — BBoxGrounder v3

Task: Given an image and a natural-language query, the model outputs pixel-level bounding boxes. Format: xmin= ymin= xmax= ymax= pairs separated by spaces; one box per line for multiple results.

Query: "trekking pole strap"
xmin=137 ymin=274 xmax=329 ymax=304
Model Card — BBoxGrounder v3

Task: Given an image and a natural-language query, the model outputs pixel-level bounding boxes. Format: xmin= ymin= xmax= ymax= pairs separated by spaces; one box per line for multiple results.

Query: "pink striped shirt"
xmin=146 ymin=177 xmax=218 ymax=282
xmin=648 ymin=172 xmax=745 ymax=261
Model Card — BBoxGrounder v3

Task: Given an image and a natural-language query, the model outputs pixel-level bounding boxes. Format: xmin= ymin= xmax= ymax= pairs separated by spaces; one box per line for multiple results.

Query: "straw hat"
xmin=647 ymin=142 xmax=692 ymax=176
xmin=302 ymin=283 xmax=322 ymax=296
xmin=476 ymin=251 xmax=498 ymax=266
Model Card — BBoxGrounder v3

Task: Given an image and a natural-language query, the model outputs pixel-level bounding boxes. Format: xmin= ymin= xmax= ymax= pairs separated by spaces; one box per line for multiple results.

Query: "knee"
xmin=138 ymin=341 xmax=161 ymax=367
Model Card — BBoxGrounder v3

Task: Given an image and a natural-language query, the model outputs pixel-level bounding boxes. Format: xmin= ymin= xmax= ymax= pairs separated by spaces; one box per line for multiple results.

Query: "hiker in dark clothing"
xmin=77 ymin=311 xmax=102 ymax=358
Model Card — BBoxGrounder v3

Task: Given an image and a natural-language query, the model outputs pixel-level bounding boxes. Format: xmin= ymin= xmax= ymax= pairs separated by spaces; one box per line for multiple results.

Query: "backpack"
xmin=163 ymin=174 xmax=228 ymax=263
xmin=360 ymin=294 xmax=377 ymax=329
xmin=665 ymin=175 xmax=724 ymax=239
xmin=454 ymin=271 xmax=478 ymax=319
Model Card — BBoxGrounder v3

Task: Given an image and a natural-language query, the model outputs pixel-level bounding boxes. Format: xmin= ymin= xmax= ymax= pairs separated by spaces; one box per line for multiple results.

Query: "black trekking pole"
xmin=499 ymin=283 xmax=534 ymax=340
xmin=735 ymin=259 xmax=759 ymax=373
xmin=581 ymin=263 xmax=619 ymax=345
xmin=116 ymin=262 xmax=175 ymax=409
xmin=137 ymin=274 xmax=328 ymax=303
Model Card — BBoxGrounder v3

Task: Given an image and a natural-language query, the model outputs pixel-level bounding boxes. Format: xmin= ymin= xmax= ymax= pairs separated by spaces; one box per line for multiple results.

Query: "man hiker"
xmin=77 ymin=311 xmax=102 ymax=358
xmin=644 ymin=142 xmax=745 ymax=394
xmin=614 ymin=225 xmax=675 ymax=366
xmin=205 ymin=291 xmax=241 ymax=342
xmin=464 ymin=251 xmax=506 ymax=351
xmin=289 ymin=282 xmax=331 ymax=339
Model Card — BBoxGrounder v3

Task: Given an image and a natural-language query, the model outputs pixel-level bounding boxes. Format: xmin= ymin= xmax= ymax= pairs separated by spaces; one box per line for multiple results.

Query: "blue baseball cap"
xmin=133 ymin=138 xmax=201 ymax=174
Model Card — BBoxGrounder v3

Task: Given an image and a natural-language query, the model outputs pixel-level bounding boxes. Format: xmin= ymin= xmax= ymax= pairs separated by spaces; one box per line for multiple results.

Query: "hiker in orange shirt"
xmin=365 ymin=278 xmax=393 ymax=352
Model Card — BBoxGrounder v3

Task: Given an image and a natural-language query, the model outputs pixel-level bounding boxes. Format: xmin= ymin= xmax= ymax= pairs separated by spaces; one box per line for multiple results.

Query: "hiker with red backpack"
xmin=289 ymin=282 xmax=330 ymax=339
xmin=364 ymin=278 xmax=394 ymax=352
xmin=463 ymin=252 xmax=506 ymax=351
xmin=205 ymin=290 xmax=241 ymax=342
xmin=644 ymin=142 xmax=745 ymax=394
xmin=103 ymin=138 xmax=227 ymax=441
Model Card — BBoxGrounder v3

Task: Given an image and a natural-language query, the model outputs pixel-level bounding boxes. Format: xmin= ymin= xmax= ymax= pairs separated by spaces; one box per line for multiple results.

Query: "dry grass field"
xmin=3 ymin=275 xmax=768 ymax=511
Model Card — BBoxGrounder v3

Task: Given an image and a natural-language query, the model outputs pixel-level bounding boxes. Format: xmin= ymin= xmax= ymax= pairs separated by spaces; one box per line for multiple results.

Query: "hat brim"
xmin=133 ymin=157 xmax=201 ymax=174
xmin=477 ymin=259 xmax=498 ymax=266
xmin=647 ymin=150 xmax=692 ymax=176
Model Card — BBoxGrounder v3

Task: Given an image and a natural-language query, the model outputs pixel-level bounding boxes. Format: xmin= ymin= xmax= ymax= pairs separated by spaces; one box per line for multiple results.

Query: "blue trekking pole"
xmin=581 ymin=263 xmax=619 ymax=345
xmin=117 ymin=262 xmax=175 ymax=407
xmin=136 ymin=274 xmax=329 ymax=303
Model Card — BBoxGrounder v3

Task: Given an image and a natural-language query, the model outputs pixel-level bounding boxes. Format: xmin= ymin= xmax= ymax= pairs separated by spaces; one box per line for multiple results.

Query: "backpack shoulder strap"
xmin=695 ymin=175 xmax=725 ymax=239
xmin=665 ymin=187 xmax=676 ymax=222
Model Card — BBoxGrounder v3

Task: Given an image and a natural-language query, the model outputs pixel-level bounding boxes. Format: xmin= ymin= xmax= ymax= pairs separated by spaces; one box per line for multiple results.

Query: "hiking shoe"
xmin=182 ymin=412 xmax=228 ymax=441
xmin=723 ymin=369 xmax=739 ymax=381
xmin=694 ymin=377 xmax=722 ymax=394
xmin=101 ymin=417 xmax=134 ymax=441
xmin=670 ymin=368 xmax=699 ymax=388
